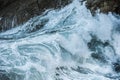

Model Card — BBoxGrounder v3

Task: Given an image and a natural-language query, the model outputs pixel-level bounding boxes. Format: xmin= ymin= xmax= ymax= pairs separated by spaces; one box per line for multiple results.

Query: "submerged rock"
xmin=113 ymin=62 xmax=120 ymax=73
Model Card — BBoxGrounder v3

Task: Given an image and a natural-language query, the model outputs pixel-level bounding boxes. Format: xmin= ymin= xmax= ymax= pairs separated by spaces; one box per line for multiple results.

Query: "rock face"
xmin=86 ymin=0 xmax=120 ymax=15
xmin=0 ymin=0 xmax=71 ymax=32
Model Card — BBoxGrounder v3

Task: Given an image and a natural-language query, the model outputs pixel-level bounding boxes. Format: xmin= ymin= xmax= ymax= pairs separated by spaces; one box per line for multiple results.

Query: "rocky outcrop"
xmin=0 ymin=0 xmax=71 ymax=32
xmin=86 ymin=0 xmax=120 ymax=15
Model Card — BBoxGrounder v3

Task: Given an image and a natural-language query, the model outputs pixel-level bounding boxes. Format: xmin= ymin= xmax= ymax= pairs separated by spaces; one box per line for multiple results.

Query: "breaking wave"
xmin=0 ymin=0 xmax=120 ymax=80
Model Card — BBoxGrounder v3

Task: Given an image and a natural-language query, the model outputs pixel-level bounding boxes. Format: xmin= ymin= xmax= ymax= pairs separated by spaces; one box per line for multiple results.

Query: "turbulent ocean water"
xmin=0 ymin=0 xmax=120 ymax=80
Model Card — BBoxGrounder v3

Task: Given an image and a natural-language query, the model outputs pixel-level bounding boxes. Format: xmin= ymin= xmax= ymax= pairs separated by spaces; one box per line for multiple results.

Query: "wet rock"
xmin=86 ymin=0 xmax=120 ymax=15
xmin=55 ymin=73 xmax=60 ymax=76
xmin=91 ymin=53 xmax=107 ymax=63
xmin=0 ymin=0 xmax=16 ymax=10
xmin=113 ymin=62 xmax=120 ymax=73
xmin=0 ymin=0 xmax=72 ymax=32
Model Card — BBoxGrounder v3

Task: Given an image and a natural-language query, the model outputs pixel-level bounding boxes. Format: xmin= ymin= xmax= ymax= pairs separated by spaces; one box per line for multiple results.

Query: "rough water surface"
xmin=0 ymin=0 xmax=120 ymax=80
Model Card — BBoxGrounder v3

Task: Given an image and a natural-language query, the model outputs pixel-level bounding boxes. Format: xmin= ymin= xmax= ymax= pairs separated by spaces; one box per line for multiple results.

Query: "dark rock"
xmin=55 ymin=73 xmax=60 ymax=76
xmin=91 ymin=53 xmax=107 ymax=63
xmin=113 ymin=62 xmax=120 ymax=73
xmin=86 ymin=0 xmax=120 ymax=15
xmin=0 ymin=0 xmax=72 ymax=32
xmin=0 ymin=0 xmax=16 ymax=10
